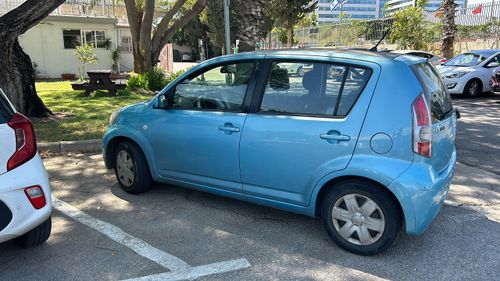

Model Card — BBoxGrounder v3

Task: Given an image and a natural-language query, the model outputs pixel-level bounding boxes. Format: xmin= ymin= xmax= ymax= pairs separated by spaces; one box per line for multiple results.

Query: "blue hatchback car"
xmin=103 ymin=49 xmax=457 ymax=255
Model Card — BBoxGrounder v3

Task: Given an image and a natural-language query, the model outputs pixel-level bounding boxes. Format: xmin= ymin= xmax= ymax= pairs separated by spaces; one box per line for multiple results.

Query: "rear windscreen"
xmin=0 ymin=88 xmax=15 ymax=124
xmin=412 ymin=62 xmax=453 ymax=122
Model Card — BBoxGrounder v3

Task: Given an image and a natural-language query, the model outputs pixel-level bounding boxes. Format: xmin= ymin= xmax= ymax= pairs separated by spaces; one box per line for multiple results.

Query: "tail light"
xmin=24 ymin=186 xmax=46 ymax=209
xmin=412 ymin=94 xmax=432 ymax=158
xmin=7 ymin=113 xmax=37 ymax=171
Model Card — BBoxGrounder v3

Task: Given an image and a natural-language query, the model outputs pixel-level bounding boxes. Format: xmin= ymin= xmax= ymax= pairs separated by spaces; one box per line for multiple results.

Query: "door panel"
xmin=240 ymin=61 xmax=374 ymax=206
xmin=148 ymin=61 xmax=256 ymax=192
xmin=149 ymin=110 xmax=246 ymax=191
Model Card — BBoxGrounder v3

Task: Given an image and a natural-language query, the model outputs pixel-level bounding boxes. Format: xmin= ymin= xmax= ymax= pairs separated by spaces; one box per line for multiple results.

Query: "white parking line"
xmin=52 ymin=197 xmax=251 ymax=280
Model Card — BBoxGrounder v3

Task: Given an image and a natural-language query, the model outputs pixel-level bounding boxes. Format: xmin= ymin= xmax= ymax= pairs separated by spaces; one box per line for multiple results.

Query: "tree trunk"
xmin=287 ymin=26 xmax=293 ymax=48
xmin=0 ymin=0 xmax=65 ymax=117
xmin=441 ymin=0 xmax=457 ymax=59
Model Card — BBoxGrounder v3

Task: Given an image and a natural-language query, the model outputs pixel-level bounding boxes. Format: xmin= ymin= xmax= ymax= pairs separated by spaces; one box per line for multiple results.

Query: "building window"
xmin=63 ymin=29 xmax=107 ymax=49
xmin=119 ymin=36 xmax=132 ymax=52
xmin=83 ymin=30 xmax=107 ymax=48
xmin=63 ymin=29 xmax=81 ymax=49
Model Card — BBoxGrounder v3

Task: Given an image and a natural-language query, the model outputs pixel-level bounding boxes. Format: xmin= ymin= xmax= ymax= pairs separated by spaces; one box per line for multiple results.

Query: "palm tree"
xmin=441 ymin=0 xmax=457 ymax=59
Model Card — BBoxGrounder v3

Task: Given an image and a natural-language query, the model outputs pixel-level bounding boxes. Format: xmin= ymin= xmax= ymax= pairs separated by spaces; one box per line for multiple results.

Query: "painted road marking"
xmin=52 ymin=197 xmax=251 ymax=280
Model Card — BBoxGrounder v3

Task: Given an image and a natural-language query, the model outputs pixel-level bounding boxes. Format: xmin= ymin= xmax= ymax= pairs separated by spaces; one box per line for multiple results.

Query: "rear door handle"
xmin=218 ymin=123 xmax=240 ymax=134
xmin=320 ymin=131 xmax=350 ymax=142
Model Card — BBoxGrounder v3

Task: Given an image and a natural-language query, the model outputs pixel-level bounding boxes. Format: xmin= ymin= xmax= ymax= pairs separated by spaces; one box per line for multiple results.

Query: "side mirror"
xmin=488 ymin=62 xmax=499 ymax=68
xmin=156 ymin=94 xmax=170 ymax=109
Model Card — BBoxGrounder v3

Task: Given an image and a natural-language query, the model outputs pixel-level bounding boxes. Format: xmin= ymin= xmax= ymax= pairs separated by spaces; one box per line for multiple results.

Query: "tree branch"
xmin=0 ymin=0 xmax=66 ymax=38
xmin=151 ymin=0 xmax=206 ymax=58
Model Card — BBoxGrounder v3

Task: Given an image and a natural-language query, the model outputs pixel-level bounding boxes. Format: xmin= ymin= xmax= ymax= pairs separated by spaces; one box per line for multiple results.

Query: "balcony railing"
xmin=0 ymin=0 xmax=128 ymax=23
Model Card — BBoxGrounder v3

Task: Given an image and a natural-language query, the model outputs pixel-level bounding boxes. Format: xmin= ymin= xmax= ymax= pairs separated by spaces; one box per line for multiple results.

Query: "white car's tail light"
xmin=412 ymin=94 xmax=432 ymax=158
xmin=7 ymin=113 xmax=37 ymax=171
xmin=24 ymin=186 xmax=46 ymax=209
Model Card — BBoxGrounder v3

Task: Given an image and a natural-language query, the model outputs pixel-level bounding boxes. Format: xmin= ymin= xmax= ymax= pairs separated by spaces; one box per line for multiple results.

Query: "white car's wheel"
xmin=463 ymin=79 xmax=482 ymax=98
xmin=15 ymin=217 xmax=51 ymax=248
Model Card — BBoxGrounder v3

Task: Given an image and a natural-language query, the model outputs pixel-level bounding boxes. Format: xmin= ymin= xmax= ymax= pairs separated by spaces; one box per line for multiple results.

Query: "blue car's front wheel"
xmin=321 ymin=179 xmax=401 ymax=256
xmin=114 ymin=141 xmax=152 ymax=194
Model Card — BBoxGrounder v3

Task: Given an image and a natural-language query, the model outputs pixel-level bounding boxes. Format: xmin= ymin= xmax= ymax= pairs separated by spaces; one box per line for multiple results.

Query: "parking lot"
xmin=1 ymin=96 xmax=499 ymax=281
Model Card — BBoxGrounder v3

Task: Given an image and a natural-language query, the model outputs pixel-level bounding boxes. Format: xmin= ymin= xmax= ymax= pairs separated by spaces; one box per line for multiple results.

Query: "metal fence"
xmin=0 ymin=0 xmax=122 ymax=20
xmin=269 ymin=2 xmax=500 ymax=51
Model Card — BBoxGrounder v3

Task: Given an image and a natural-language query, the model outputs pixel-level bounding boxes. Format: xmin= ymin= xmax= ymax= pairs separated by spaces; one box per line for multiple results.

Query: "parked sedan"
xmin=437 ymin=49 xmax=500 ymax=97
xmin=0 ymin=88 xmax=52 ymax=247
xmin=103 ymin=49 xmax=456 ymax=256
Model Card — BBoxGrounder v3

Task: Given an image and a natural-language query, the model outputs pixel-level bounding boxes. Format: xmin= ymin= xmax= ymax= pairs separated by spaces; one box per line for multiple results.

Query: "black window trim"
xmin=249 ymin=58 xmax=373 ymax=119
xmin=163 ymin=59 xmax=260 ymax=114
xmin=0 ymin=88 xmax=15 ymax=124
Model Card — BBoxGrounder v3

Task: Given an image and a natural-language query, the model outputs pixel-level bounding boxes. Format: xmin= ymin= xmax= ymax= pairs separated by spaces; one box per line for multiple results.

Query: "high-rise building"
xmin=316 ymin=0 xmax=388 ymax=23
xmin=385 ymin=0 xmax=468 ymax=15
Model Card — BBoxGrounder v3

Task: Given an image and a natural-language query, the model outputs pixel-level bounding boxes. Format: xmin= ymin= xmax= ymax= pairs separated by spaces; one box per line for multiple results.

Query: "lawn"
xmin=32 ymin=81 xmax=152 ymax=142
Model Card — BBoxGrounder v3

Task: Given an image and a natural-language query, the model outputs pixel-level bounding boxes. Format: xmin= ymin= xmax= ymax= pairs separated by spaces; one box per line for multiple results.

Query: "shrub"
xmin=144 ymin=66 xmax=168 ymax=91
xmin=127 ymin=73 xmax=147 ymax=90
xmin=126 ymin=67 xmax=188 ymax=91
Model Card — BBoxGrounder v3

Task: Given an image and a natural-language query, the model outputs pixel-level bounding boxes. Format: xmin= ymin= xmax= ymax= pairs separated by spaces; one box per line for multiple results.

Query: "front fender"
xmin=103 ymin=126 xmax=160 ymax=181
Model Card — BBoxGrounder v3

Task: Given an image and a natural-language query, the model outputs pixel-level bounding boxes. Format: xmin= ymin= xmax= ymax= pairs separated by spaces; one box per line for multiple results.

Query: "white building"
xmin=0 ymin=0 xmax=135 ymax=78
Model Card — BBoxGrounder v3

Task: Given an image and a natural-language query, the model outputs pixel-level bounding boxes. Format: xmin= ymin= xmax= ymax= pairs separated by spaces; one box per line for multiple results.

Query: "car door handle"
xmin=218 ymin=123 xmax=240 ymax=133
xmin=320 ymin=132 xmax=350 ymax=142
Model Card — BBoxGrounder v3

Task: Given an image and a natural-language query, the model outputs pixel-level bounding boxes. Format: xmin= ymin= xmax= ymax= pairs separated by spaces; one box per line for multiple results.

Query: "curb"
xmin=38 ymin=139 xmax=102 ymax=154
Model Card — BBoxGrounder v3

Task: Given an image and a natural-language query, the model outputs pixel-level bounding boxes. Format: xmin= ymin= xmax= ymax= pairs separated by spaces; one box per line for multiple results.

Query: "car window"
xmin=412 ymin=62 xmax=453 ymax=122
xmin=172 ymin=62 xmax=255 ymax=112
xmin=485 ymin=55 xmax=500 ymax=68
xmin=0 ymin=88 xmax=15 ymax=124
xmin=445 ymin=53 xmax=487 ymax=67
xmin=260 ymin=61 xmax=371 ymax=117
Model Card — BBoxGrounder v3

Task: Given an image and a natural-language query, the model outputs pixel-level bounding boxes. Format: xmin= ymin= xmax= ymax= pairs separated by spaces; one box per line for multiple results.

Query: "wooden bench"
xmin=71 ymin=70 xmax=126 ymax=96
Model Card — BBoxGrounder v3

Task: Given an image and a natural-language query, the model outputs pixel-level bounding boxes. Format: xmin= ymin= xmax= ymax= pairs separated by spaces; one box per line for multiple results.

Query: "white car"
xmin=437 ymin=49 xmax=500 ymax=97
xmin=0 ymin=87 xmax=52 ymax=247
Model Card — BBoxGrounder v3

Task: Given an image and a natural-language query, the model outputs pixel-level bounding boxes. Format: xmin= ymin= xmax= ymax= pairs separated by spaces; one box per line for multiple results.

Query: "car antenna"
xmin=369 ymin=27 xmax=391 ymax=52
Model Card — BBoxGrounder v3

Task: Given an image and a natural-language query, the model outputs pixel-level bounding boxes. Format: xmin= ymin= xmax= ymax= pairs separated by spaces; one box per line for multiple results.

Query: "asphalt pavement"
xmin=0 ymin=96 xmax=499 ymax=281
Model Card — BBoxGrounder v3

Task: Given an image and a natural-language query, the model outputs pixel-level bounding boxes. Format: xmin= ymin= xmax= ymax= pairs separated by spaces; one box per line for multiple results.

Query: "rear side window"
xmin=259 ymin=61 xmax=371 ymax=117
xmin=412 ymin=63 xmax=453 ymax=121
xmin=0 ymin=88 xmax=15 ymax=124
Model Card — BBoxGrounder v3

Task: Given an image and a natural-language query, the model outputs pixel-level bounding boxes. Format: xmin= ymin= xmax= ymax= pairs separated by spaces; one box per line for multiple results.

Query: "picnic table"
xmin=71 ymin=70 xmax=126 ymax=96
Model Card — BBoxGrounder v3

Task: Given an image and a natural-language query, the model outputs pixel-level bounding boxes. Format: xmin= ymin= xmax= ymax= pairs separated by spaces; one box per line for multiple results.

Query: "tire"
xmin=463 ymin=79 xmax=482 ymax=98
xmin=114 ymin=141 xmax=152 ymax=194
xmin=15 ymin=216 xmax=51 ymax=248
xmin=321 ymin=180 xmax=401 ymax=256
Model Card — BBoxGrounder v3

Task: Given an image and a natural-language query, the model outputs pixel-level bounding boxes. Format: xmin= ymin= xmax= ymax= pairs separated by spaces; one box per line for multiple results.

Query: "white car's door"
xmin=481 ymin=53 xmax=500 ymax=91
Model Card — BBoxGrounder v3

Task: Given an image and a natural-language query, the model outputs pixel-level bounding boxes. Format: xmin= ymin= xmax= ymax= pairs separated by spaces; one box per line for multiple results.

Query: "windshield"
xmin=445 ymin=53 xmax=487 ymax=67
xmin=412 ymin=63 xmax=453 ymax=122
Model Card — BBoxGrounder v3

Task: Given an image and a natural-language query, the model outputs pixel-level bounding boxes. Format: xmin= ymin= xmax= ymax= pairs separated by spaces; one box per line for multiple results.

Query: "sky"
xmin=467 ymin=0 xmax=496 ymax=5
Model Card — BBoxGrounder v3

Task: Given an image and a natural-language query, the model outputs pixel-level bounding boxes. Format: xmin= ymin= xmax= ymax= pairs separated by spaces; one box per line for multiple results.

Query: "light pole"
xmin=224 ymin=0 xmax=231 ymax=55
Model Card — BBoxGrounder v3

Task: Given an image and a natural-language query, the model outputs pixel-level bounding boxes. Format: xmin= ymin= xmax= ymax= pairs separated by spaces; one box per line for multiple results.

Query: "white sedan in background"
xmin=437 ymin=49 xmax=500 ymax=97
xmin=0 ymin=87 xmax=52 ymax=247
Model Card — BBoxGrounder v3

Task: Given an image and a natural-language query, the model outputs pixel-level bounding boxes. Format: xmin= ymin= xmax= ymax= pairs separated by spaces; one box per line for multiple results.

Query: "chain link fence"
xmin=268 ymin=2 xmax=500 ymax=53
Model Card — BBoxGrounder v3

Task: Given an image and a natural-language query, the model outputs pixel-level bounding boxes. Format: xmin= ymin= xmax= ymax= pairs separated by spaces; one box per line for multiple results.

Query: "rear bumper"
xmin=0 ymin=154 xmax=52 ymax=243
xmin=389 ymin=148 xmax=456 ymax=236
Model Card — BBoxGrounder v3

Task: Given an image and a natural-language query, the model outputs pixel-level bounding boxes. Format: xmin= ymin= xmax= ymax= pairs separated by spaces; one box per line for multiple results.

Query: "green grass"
xmin=33 ymin=81 xmax=152 ymax=142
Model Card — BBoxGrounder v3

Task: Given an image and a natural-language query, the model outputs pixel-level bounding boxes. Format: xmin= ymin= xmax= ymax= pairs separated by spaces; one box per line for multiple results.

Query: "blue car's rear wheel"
xmin=321 ymin=179 xmax=401 ymax=256
xmin=114 ymin=141 xmax=152 ymax=194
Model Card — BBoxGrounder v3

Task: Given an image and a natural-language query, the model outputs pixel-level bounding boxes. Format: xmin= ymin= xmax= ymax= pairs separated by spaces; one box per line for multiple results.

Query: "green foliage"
xmin=144 ymin=66 xmax=168 ymax=91
xmin=111 ymin=48 xmax=121 ymax=73
xmin=390 ymin=6 xmax=433 ymax=50
xmin=266 ymin=0 xmax=317 ymax=46
xmin=75 ymin=44 xmax=98 ymax=81
xmin=127 ymin=73 xmax=148 ymax=90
